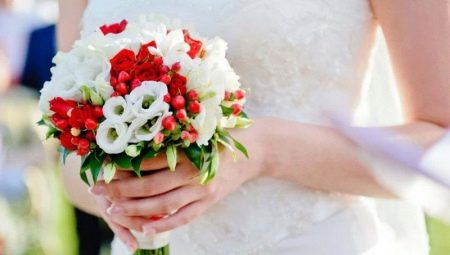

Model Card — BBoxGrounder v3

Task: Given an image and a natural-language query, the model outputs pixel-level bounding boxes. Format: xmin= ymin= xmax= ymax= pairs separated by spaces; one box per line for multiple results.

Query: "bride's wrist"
xmin=243 ymin=117 xmax=275 ymax=179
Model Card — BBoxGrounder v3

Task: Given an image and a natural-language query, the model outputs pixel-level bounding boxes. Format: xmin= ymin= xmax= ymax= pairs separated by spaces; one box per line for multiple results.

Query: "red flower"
xmin=49 ymin=97 xmax=77 ymax=118
xmin=110 ymin=49 xmax=136 ymax=73
xmin=136 ymin=41 xmax=157 ymax=63
xmin=135 ymin=63 xmax=159 ymax=81
xmin=59 ymin=132 xmax=77 ymax=151
xmin=183 ymin=30 xmax=203 ymax=59
xmin=169 ymin=73 xmax=187 ymax=96
xmin=51 ymin=114 xmax=69 ymax=131
xmin=100 ymin=19 xmax=128 ymax=35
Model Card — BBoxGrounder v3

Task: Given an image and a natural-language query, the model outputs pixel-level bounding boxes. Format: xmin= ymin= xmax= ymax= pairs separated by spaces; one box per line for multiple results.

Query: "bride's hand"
xmin=91 ymin=127 xmax=266 ymax=235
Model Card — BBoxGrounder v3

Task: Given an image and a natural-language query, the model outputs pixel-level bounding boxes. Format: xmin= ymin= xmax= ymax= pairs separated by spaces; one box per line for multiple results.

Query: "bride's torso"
xmin=82 ymin=1 xmax=426 ymax=254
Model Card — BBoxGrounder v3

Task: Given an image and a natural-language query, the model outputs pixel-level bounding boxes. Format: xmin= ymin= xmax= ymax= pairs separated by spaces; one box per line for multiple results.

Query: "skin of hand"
xmin=89 ymin=123 xmax=267 ymax=250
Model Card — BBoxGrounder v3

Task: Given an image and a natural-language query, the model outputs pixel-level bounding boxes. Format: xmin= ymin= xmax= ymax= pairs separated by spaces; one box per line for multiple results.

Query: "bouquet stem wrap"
xmin=132 ymin=230 xmax=170 ymax=255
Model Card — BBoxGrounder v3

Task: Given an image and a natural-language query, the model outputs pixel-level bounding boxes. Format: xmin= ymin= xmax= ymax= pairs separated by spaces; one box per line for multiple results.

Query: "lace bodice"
xmin=82 ymin=1 xmax=428 ymax=254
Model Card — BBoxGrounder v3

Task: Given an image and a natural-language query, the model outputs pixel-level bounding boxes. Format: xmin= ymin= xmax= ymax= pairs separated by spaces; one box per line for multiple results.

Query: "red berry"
xmin=85 ymin=118 xmax=98 ymax=130
xmin=160 ymin=74 xmax=171 ymax=84
xmin=235 ymin=90 xmax=245 ymax=100
xmin=77 ymin=147 xmax=90 ymax=156
xmin=171 ymin=62 xmax=181 ymax=72
xmin=85 ymin=131 xmax=96 ymax=141
xmin=78 ymin=139 xmax=90 ymax=149
xmin=187 ymin=90 xmax=199 ymax=101
xmin=71 ymin=137 xmax=80 ymax=146
xmin=116 ymin=82 xmax=129 ymax=95
xmin=111 ymin=91 xmax=121 ymax=97
xmin=160 ymin=65 xmax=170 ymax=74
xmin=163 ymin=94 xmax=171 ymax=104
xmin=153 ymin=57 xmax=163 ymax=66
xmin=154 ymin=132 xmax=165 ymax=145
xmin=94 ymin=106 xmax=103 ymax=118
xmin=171 ymin=95 xmax=185 ymax=110
xmin=224 ymin=91 xmax=232 ymax=101
xmin=118 ymin=71 xmax=130 ymax=83
xmin=231 ymin=104 xmax=242 ymax=116
xmin=187 ymin=124 xmax=196 ymax=132
xmin=131 ymin=78 xmax=141 ymax=91
xmin=54 ymin=119 xmax=69 ymax=130
xmin=181 ymin=131 xmax=190 ymax=140
xmin=162 ymin=116 xmax=176 ymax=131
xmin=189 ymin=131 xmax=199 ymax=143
xmin=189 ymin=101 xmax=201 ymax=114
xmin=176 ymin=109 xmax=188 ymax=121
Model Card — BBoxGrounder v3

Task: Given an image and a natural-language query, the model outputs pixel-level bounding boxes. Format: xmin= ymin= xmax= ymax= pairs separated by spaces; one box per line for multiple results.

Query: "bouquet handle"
xmin=131 ymin=230 xmax=171 ymax=255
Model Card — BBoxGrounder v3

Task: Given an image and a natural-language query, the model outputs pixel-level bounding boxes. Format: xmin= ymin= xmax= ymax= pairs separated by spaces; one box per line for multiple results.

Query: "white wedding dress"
xmin=82 ymin=1 xmax=430 ymax=254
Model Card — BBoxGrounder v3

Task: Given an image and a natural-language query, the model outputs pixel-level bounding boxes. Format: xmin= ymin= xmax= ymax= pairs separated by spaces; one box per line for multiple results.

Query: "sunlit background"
xmin=0 ymin=0 xmax=449 ymax=255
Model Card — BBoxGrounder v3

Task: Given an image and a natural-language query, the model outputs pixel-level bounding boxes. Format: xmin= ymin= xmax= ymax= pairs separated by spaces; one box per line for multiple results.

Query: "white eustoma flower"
xmin=38 ymin=53 xmax=84 ymax=114
xmin=129 ymin=81 xmax=170 ymax=119
xmin=187 ymin=61 xmax=226 ymax=106
xmin=96 ymin=120 xmax=132 ymax=154
xmin=103 ymin=96 xmax=135 ymax=123
xmin=149 ymin=29 xmax=189 ymax=58
xmin=191 ymin=99 xmax=222 ymax=146
xmin=129 ymin=111 xmax=169 ymax=142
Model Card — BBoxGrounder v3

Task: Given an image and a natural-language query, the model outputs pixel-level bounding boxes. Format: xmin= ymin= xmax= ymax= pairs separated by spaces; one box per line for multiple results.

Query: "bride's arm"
xmin=265 ymin=0 xmax=450 ymax=196
xmin=57 ymin=0 xmax=87 ymax=52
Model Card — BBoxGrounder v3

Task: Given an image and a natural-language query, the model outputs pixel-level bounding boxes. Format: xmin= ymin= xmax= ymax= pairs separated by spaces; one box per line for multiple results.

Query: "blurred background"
xmin=0 ymin=0 xmax=448 ymax=255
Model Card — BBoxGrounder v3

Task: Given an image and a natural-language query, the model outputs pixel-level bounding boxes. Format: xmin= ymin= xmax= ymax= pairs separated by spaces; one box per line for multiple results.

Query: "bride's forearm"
xmin=244 ymin=117 xmax=445 ymax=198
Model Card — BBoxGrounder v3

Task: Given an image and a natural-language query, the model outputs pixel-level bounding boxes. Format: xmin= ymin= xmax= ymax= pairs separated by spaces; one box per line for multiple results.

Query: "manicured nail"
xmin=143 ymin=226 xmax=156 ymax=236
xmin=89 ymin=185 xmax=105 ymax=195
xmin=126 ymin=241 xmax=137 ymax=252
xmin=107 ymin=205 xmax=125 ymax=215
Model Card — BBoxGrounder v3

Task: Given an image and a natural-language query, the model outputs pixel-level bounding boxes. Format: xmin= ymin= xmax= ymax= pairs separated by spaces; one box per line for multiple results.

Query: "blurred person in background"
xmin=20 ymin=23 xmax=56 ymax=91
xmin=0 ymin=49 xmax=10 ymax=95
xmin=0 ymin=0 xmax=41 ymax=84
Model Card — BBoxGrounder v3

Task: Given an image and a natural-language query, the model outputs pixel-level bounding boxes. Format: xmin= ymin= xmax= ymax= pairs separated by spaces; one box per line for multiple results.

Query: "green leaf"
xmin=112 ymin=153 xmax=132 ymax=169
xmin=90 ymin=150 xmax=106 ymax=184
xmin=166 ymin=145 xmax=177 ymax=171
xmin=143 ymin=148 xmax=159 ymax=159
xmin=103 ymin=163 xmax=117 ymax=183
xmin=232 ymin=138 xmax=249 ymax=159
xmin=46 ymin=126 xmax=59 ymax=139
xmin=80 ymin=171 xmax=89 ymax=186
xmin=61 ymin=148 xmax=72 ymax=165
xmin=131 ymin=148 xmax=159 ymax=177
xmin=36 ymin=118 xmax=46 ymax=126
xmin=183 ymin=143 xmax=202 ymax=170
xmin=220 ymin=105 xmax=233 ymax=116
xmin=80 ymin=154 xmax=92 ymax=186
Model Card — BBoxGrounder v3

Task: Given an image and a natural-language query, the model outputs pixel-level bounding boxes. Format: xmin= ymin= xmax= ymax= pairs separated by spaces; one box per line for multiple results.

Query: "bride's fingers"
xmin=104 ymin=218 xmax=138 ymax=252
xmin=107 ymin=214 xmax=149 ymax=232
xmin=142 ymin=199 xmax=208 ymax=235
xmin=107 ymin=184 xmax=206 ymax=217
xmin=93 ymin=163 xmax=197 ymax=200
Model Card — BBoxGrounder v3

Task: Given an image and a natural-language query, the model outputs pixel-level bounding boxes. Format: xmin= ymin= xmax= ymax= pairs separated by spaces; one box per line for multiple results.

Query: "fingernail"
xmin=89 ymin=185 xmax=105 ymax=195
xmin=126 ymin=241 xmax=137 ymax=252
xmin=107 ymin=205 xmax=125 ymax=215
xmin=143 ymin=226 xmax=156 ymax=236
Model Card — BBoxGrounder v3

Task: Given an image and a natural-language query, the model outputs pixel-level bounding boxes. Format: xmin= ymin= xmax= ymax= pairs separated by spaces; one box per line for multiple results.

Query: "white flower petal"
xmin=96 ymin=121 xmax=132 ymax=154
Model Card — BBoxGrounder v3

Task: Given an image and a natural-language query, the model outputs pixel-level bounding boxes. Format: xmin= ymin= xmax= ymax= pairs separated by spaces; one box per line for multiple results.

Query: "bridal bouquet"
xmin=38 ymin=15 xmax=251 ymax=255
